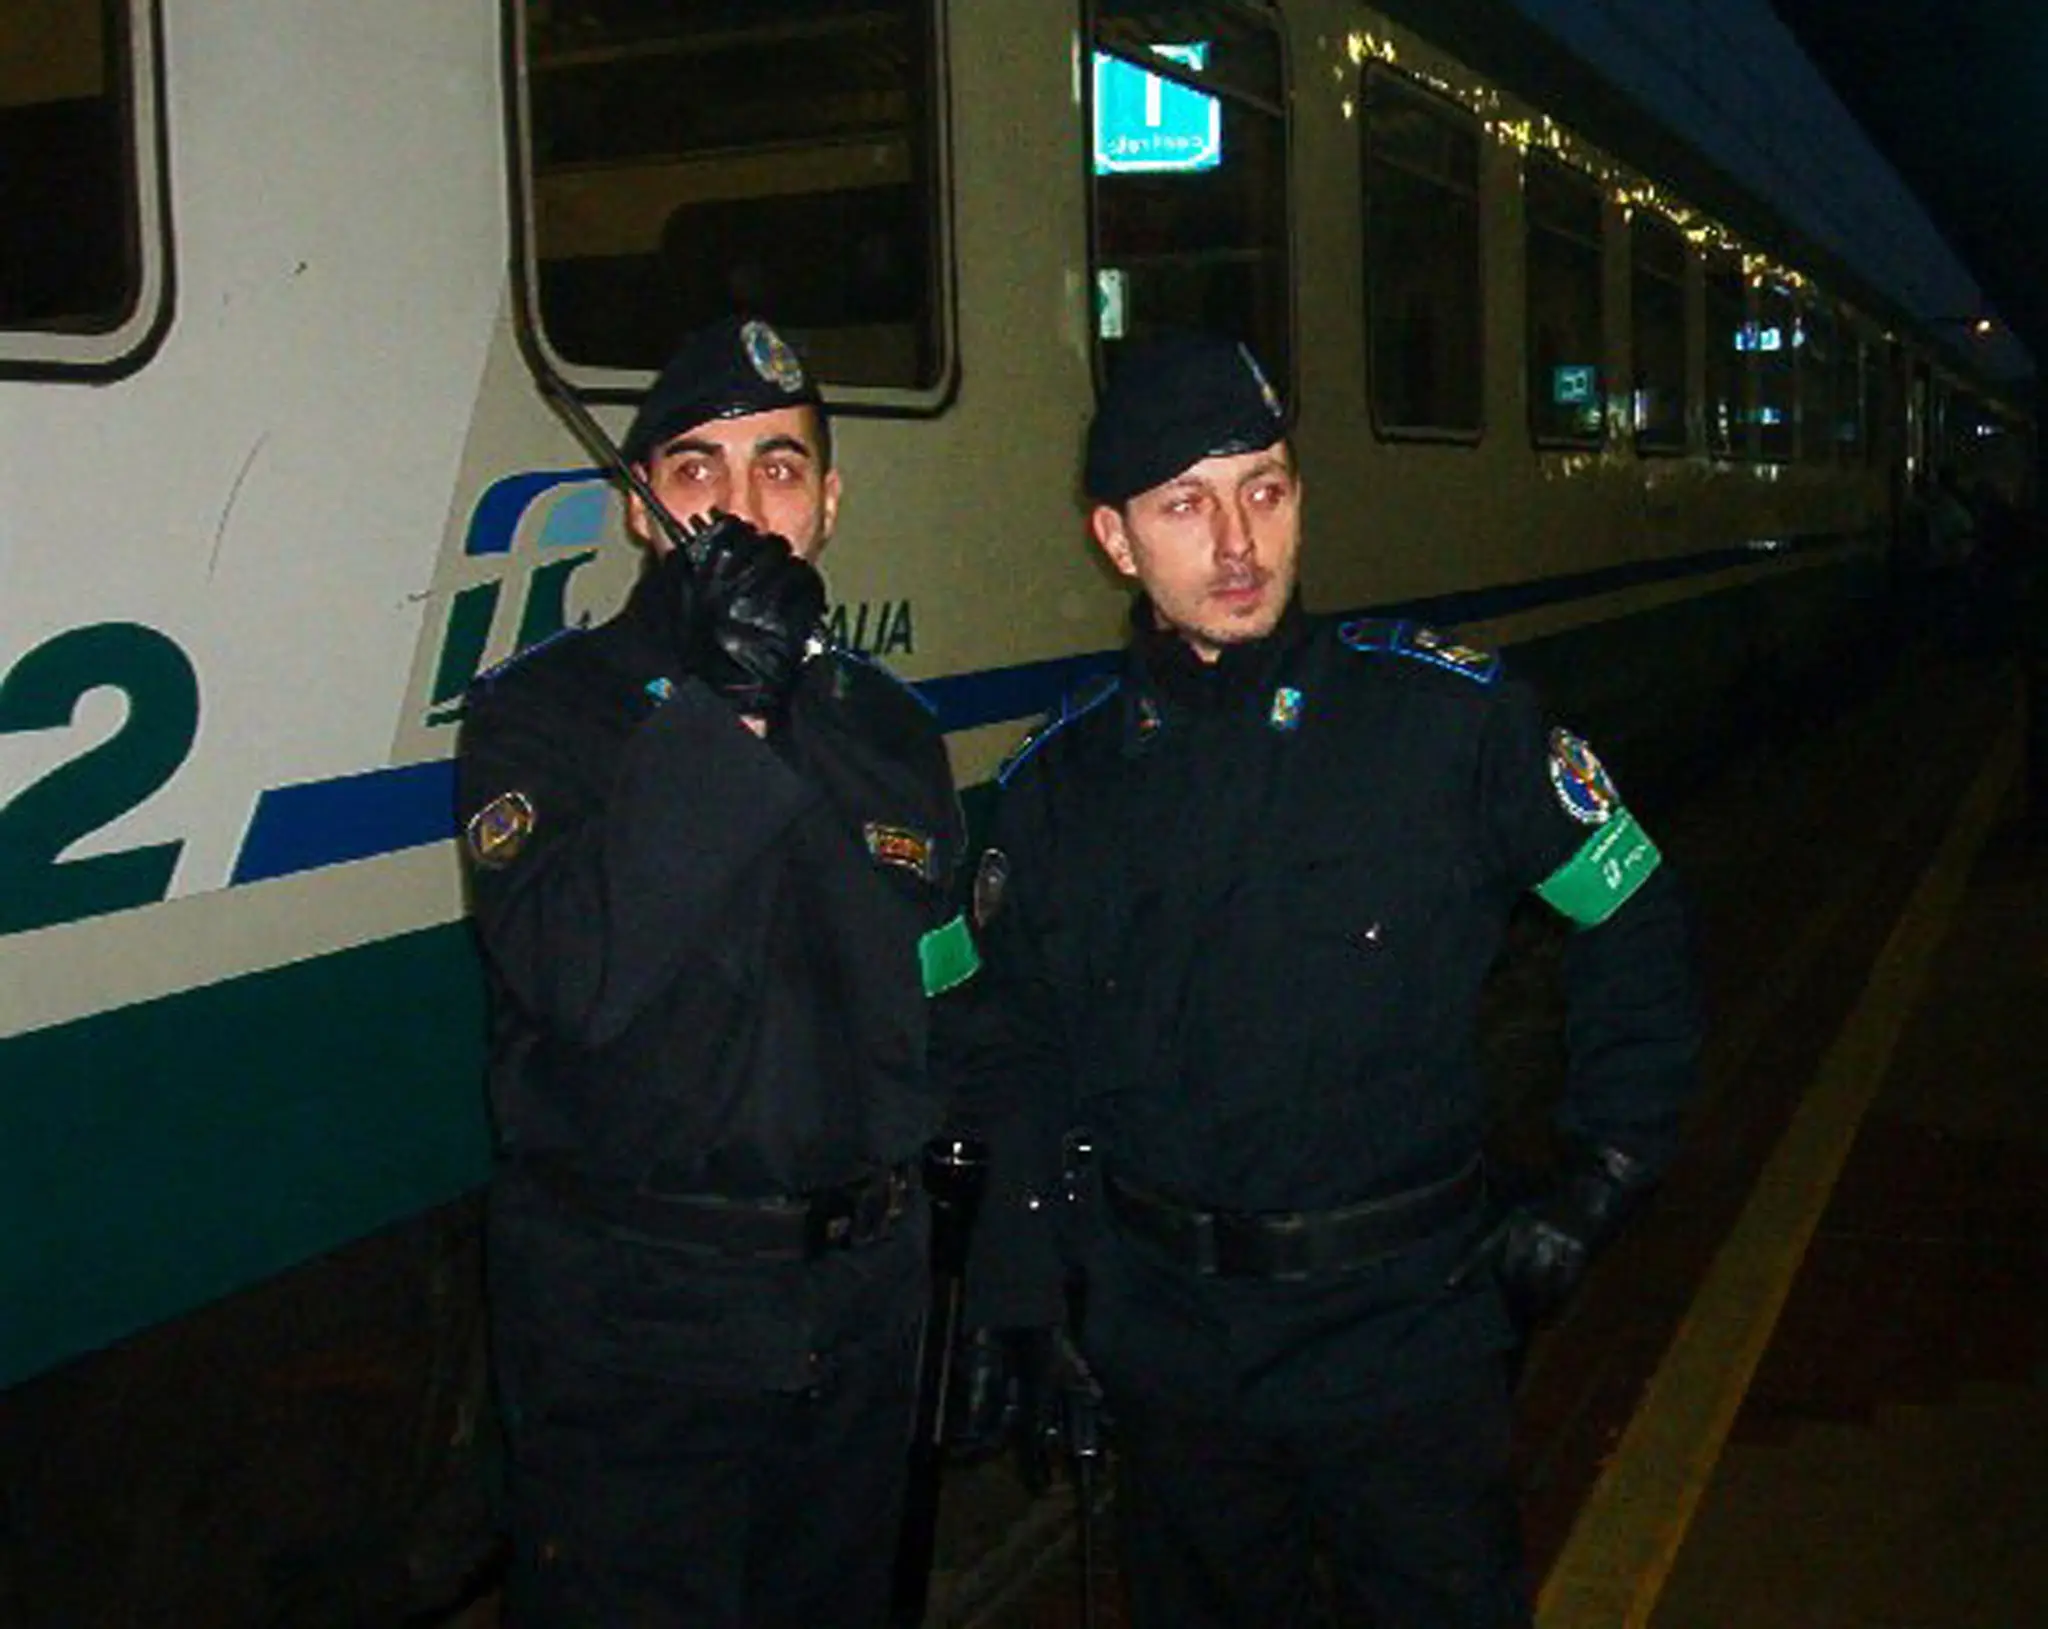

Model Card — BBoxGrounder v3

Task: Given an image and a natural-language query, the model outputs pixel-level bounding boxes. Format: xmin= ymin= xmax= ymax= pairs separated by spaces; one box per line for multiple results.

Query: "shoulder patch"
xmin=995 ymin=676 xmax=1122 ymax=787
xmin=465 ymin=790 xmax=537 ymax=869
xmin=1338 ymin=618 xmax=1501 ymax=685
xmin=470 ymin=624 xmax=589 ymax=694
xmin=1547 ymin=728 xmax=1621 ymax=825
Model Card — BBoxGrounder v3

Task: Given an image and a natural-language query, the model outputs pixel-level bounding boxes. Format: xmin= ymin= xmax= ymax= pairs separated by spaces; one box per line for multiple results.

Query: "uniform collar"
xmin=1120 ymin=595 xmax=1310 ymax=748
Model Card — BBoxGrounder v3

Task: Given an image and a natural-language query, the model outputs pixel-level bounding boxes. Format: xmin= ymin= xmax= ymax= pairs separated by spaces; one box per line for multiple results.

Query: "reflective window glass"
xmin=1754 ymin=281 xmax=1796 ymax=462
xmin=1798 ymin=298 xmax=1836 ymax=464
xmin=1703 ymin=255 xmax=1747 ymax=459
xmin=1833 ymin=327 xmax=1866 ymax=463
xmin=1089 ymin=1 xmax=1292 ymax=393
xmin=523 ymin=0 xmax=945 ymax=389
xmin=0 ymin=0 xmax=141 ymax=336
xmin=1630 ymin=215 xmax=1689 ymax=454
xmin=1525 ymin=154 xmax=1604 ymax=447
xmin=1863 ymin=337 xmax=1888 ymax=467
xmin=1363 ymin=68 xmax=1482 ymax=437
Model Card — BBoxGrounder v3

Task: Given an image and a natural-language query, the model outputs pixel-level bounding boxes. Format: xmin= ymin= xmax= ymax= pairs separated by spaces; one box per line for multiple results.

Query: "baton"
xmin=1060 ymin=1343 xmax=1108 ymax=1629
xmin=890 ymin=1135 xmax=991 ymax=1627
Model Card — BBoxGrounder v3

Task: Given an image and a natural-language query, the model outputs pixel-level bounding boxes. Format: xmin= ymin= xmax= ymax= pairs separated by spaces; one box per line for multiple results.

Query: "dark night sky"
xmin=1768 ymin=1 xmax=2048 ymax=384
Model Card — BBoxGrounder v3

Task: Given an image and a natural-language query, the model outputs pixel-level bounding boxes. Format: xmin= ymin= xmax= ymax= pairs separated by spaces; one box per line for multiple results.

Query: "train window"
xmin=1753 ymin=281 xmax=1796 ymax=462
xmin=521 ymin=0 xmax=947 ymax=395
xmin=1088 ymin=1 xmax=1292 ymax=393
xmin=1702 ymin=254 xmax=1747 ymax=460
xmin=1798 ymin=299 xmax=1836 ymax=464
xmin=1630 ymin=215 xmax=1689 ymax=455
xmin=1525 ymin=155 xmax=1604 ymax=448
xmin=1834 ymin=327 xmax=1867 ymax=464
xmin=0 ymin=0 xmax=164 ymax=371
xmin=1862 ymin=336 xmax=1887 ymax=467
xmin=1363 ymin=69 xmax=1482 ymax=439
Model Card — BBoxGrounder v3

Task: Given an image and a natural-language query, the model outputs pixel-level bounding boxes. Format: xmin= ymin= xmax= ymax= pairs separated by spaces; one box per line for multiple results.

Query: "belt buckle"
xmin=1213 ymin=1209 xmax=1312 ymax=1280
xmin=805 ymin=1169 xmax=906 ymax=1256
xmin=805 ymin=1186 xmax=860 ymax=1255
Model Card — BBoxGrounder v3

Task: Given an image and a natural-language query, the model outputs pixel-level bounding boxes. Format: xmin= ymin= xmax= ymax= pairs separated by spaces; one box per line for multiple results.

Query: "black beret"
xmin=1083 ymin=331 xmax=1287 ymax=503
xmin=622 ymin=316 xmax=824 ymax=464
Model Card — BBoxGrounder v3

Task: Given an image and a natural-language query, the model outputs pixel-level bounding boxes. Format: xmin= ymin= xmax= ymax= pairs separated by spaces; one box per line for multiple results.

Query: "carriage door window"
xmin=1524 ymin=154 xmax=1604 ymax=448
xmin=1862 ymin=335 xmax=1888 ymax=468
xmin=1088 ymin=2 xmax=1291 ymax=391
xmin=0 ymin=0 xmax=165 ymax=371
xmin=1630 ymin=214 xmax=1689 ymax=454
xmin=1832 ymin=321 xmax=1865 ymax=464
xmin=1362 ymin=69 xmax=1483 ymax=439
xmin=521 ymin=0 xmax=947 ymax=397
xmin=1703 ymin=253 xmax=1747 ymax=459
xmin=1753 ymin=280 xmax=1796 ymax=463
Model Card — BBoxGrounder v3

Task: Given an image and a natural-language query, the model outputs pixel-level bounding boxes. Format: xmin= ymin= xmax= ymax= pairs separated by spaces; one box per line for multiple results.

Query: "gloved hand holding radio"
xmin=947 ymin=1324 xmax=1104 ymax=1496
xmin=949 ymin=1326 xmax=1058 ymax=1465
xmin=658 ymin=510 xmax=825 ymax=725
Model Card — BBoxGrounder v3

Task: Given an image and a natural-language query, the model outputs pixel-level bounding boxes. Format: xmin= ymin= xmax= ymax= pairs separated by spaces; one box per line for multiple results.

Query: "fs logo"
xmin=417 ymin=468 xmax=921 ymax=732
xmin=421 ymin=470 xmax=611 ymax=728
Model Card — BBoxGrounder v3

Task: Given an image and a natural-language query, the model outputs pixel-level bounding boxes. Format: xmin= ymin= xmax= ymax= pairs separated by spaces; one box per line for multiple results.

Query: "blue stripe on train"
xmin=227 ymin=653 xmax=1120 ymax=884
xmin=232 ymin=761 xmax=458 ymax=885
xmin=226 ymin=536 xmax=1843 ymax=884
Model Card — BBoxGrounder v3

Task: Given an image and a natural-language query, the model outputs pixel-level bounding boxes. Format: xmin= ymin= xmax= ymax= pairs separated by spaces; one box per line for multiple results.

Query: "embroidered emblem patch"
xmin=1547 ymin=729 xmax=1619 ymax=825
xmin=864 ymin=822 xmax=939 ymax=883
xmin=972 ymin=847 xmax=1010 ymax=928
xmin=466 ymin=791 xmax=536 ymax=869
xmin=644 ymin=676 xmax=675 ymax=705
xmin=741 ymin=319 xmax=807 ymax=394
xmin=1268 ymin=686 xmax=1304 ymax=732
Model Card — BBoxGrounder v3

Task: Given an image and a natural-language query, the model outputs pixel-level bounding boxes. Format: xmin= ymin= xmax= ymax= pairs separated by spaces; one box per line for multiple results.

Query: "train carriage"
xmin=0 ymin=0 xmax=2030 ymax=1618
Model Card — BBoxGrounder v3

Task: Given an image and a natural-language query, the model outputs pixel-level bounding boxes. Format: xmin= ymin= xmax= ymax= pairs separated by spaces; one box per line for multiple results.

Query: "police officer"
xmin=954 ymin=331 xmax=1702 ymax=1627
xmin=456 ymin=316 xmax=977 ymax=1628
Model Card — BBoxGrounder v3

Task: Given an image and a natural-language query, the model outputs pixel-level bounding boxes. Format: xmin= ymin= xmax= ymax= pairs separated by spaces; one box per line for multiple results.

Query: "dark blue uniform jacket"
xmin=456 ymin=565 xmax=965 ymax=1390
xmin=951 ymin=602 xmax=1700 ymax=1422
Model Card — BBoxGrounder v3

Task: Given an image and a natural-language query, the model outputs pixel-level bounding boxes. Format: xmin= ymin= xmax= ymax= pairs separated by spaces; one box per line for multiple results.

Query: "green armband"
xmin=919 ymin=913 xmax=980 ymax=995
xmin=1535 ymin=809 xmax=1662 ymax=926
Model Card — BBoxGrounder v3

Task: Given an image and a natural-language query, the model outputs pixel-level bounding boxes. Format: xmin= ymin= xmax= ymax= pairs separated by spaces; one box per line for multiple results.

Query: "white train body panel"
xmin=0 ymin=0 xmax=2019 ymax=1392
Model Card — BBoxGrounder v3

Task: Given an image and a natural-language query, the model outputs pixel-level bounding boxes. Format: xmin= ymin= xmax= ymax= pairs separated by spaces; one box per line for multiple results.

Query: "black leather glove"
xmin=685 ymin=512 xmax=826 ymax=722
xmin=641 ymin=539 xmax=705 ymax=669
xmin=947 ymin=1326 xmax=1062 ymax=1487
xmin=1453 ymin=1144 xmax=1655 ymax=1326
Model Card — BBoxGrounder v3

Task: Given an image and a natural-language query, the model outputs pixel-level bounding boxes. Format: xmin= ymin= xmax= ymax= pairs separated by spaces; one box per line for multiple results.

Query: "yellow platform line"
xmin=1537 ymin=712 xmax=2021 ymax=1629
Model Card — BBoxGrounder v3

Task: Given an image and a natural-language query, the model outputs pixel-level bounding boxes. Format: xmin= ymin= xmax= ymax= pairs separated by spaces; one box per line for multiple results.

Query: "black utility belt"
xmin=1104 ymin=1157 xmax=1482 ymax=1281
xmin=521 ymin=1157 xmax=914 ymax=1262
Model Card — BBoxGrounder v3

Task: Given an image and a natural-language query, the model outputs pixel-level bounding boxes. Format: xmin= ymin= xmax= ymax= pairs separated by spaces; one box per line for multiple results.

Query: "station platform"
xmin=923 ymin=644 xmax=2048 ymax=1628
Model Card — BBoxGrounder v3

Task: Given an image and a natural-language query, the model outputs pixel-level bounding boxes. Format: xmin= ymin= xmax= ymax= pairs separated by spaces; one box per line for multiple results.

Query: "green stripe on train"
xmin=0 ymin=923 xmax=492 ymax=1389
